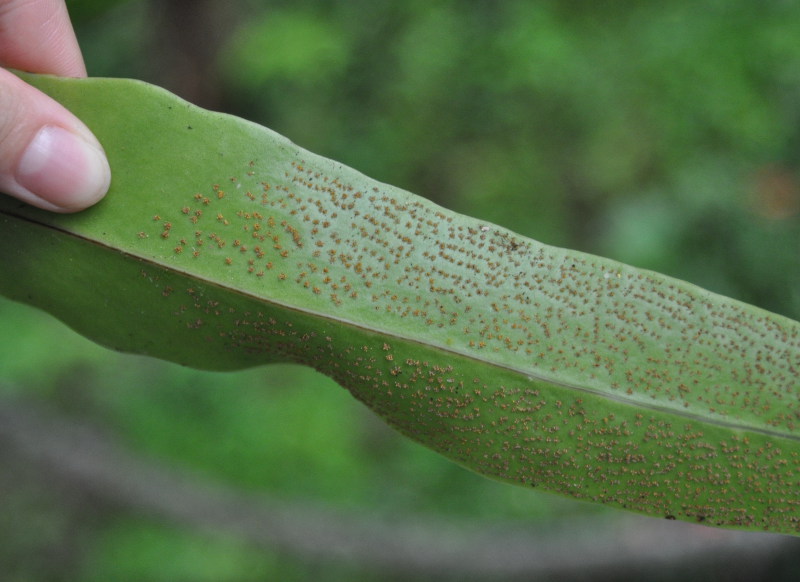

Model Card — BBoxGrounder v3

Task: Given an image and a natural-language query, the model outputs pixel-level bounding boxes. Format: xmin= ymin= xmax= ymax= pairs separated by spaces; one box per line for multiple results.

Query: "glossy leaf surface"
xmin=1 ymin=74 xmax=798 ymax=534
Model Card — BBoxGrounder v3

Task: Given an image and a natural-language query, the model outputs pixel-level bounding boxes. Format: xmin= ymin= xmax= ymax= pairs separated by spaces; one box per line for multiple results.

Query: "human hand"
xmin=0 ymin=0 xmax=110 ymax=212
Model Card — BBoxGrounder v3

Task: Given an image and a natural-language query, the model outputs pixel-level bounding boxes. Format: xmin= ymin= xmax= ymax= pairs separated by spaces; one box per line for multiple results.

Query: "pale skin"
xmin=0 ymin=0 xmax=110 ymax=212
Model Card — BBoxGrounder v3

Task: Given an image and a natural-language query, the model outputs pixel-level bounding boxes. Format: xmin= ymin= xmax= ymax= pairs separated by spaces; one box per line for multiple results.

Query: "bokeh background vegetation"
xmin=2 ymin=0 xmax=800 ymax=580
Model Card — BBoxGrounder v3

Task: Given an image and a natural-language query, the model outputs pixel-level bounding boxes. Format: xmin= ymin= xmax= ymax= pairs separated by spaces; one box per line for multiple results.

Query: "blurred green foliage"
xmin=2 ymin=0 xmax=800 ymax=579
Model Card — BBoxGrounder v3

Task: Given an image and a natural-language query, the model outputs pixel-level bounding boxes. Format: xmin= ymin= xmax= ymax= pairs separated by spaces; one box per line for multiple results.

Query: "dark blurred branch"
xmin=146 ymin=0 xmax=239 ymax=109
xmin=0 ymin=397 xmax=795 ymax=580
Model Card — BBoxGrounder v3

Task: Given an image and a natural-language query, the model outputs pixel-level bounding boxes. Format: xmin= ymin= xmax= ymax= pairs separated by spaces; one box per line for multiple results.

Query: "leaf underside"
xmin=1 ymin=73 xmax=798 ymax=534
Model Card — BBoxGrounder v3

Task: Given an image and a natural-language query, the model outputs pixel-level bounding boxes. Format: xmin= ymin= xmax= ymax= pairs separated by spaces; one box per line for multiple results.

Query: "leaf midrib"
xmin=8 ymin=206 xmax=797 ymax=443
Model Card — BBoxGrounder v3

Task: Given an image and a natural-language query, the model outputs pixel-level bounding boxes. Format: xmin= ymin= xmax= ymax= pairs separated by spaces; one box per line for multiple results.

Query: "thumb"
xmin=0 ymin=69 xmax=110 ymax=213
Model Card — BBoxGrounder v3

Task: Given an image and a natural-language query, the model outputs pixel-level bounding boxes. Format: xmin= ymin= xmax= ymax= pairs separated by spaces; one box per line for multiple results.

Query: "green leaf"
xmin=1 ymin=73 xmax=798 ymax=534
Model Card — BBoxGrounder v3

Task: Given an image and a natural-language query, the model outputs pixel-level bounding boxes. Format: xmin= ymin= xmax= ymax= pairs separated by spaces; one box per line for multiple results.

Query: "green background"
xmin=2 ymin=0 xmax=800 ymax=579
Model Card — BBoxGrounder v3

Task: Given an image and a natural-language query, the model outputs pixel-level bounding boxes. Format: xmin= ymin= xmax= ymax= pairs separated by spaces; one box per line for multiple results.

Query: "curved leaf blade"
xmin=1 ymin=73 xmax=798 ymax=534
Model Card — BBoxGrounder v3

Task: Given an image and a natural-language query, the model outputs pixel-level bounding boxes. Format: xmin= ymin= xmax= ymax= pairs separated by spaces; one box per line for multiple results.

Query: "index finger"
xmin=0 ymin=0 xmax=86 ymax=76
